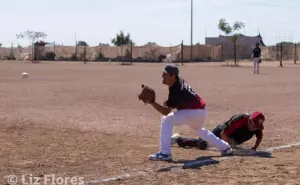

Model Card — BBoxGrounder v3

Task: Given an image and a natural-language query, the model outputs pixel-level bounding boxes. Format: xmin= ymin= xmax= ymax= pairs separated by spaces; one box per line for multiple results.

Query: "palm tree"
xmin=218 ymin=18 xmax=245 ymax=65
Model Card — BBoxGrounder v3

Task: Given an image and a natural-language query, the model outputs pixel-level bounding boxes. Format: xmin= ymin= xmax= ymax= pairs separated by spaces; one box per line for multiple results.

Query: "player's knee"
xmin=199 ymin=128 xmax=209 ymax=137
xmin=161 ymin=114 xmax=173 ymax=125
xmin=161 ymin=115 xmax=169 ymax=123
xmin=199 ymin=128 xmax=213 ymax=140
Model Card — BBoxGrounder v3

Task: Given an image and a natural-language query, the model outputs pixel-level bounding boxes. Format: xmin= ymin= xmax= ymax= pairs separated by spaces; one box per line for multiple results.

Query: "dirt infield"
xmin=1 ymin=61 xmax=300 ymax=185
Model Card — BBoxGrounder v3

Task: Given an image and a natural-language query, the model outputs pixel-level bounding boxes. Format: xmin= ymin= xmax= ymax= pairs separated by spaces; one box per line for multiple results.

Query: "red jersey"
xmin=164 ymin=77 xmax=205 ymax=110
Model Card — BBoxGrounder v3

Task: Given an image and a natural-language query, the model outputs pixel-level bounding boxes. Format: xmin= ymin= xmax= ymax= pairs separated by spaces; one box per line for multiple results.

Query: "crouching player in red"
xmin=172 ymin=112 xmax=265 ymax=151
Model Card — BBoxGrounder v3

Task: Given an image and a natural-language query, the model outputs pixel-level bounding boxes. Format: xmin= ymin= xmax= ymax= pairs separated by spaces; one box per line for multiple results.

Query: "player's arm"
xmin=151 ymin=88 xmax=181 ymax=116
xmin=252 ymin=130 xmax=263 ymax=150
xmin=259 ymin=48 xmax=262 ymax=57
xmin=149 ymin=102 xmax=172 ymax=116
xmin=251 ymin=49 xmax=254 ymax=58
xmin=220 ymin=131 xmax=232 ymax=144
xmin=220 ymin=114 xmax=249 ymax=144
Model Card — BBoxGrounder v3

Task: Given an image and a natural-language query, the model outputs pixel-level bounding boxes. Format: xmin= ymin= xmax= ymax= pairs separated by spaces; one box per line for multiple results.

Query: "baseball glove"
xmin=176 ymin=137 xmax=208 ymax=150
xmin=258 ymin=59 xmax=262 ymax=63
xmin=138 ymin=84 xmax=156 ymax=104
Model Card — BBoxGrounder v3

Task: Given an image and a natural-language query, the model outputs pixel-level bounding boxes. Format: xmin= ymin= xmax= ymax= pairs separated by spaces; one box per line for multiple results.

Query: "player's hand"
xmin=251 ymin=147 xmax=257 ymax=151
xmin=229 ymin=139 xmax=237 ymax=148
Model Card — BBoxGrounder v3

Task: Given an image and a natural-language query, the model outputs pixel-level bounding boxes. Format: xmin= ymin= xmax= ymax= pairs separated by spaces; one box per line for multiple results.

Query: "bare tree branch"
xmin=16 ymin=30 xmax=47 ymax=43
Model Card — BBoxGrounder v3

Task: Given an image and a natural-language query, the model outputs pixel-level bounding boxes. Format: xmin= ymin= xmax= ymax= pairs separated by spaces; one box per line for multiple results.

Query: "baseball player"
xmin=172 ymin=111 xmax=265 ymax=151
xmin=251 ymin=43 xmax=261 ymax=74
xmin=148 ymin=64 xmax=233 ymax=161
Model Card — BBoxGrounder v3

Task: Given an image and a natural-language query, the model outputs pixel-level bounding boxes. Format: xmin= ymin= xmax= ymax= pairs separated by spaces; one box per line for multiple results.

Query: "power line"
xmin=202 ymin=0 xmax=231 ymax=11
xmin=203 ymin=0 xmax=300 ymax=26
xmin=231 ymin=0 xmax=279 ymax=8
xmin=230 ymin=0 xmax=300 ymax=10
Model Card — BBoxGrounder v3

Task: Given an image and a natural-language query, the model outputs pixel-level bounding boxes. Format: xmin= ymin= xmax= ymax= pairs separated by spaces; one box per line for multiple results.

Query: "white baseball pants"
xmin=159 ymin=108 xmax=230 ymax=154
xmin=253 ymin=57 xmax=260 ymax=74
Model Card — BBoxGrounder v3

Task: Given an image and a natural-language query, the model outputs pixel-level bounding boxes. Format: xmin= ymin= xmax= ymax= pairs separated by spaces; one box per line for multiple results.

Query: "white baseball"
xmin=21 ymin=72 xmax=29 ymax=79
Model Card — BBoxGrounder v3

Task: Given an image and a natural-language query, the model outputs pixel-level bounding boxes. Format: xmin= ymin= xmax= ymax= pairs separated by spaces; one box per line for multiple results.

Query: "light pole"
xmin=190 ymin=0 xmax=193 ymax=62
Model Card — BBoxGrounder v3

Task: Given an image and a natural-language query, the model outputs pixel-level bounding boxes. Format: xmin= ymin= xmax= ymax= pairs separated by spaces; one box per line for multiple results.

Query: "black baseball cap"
xmin=162 ymin=64 xmax=179 ymax=76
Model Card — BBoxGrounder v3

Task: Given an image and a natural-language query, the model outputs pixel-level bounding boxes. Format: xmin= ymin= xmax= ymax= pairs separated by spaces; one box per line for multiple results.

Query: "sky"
xmin=0 ymin=0 xmax=299 ymax=47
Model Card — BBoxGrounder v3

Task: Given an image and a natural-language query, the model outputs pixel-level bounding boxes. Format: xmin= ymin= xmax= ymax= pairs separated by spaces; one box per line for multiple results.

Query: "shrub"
xmin=124 ymin=49 xmax=131 ymax=59
xmin=95 ymin=52 xmax=105 ymax=61
xmin=43 ymin=52 xmax=56 ymax=60
xmin=4 ymin=55 xmax=16 ymax=60
xmin=71 ymin=54 xmax=77 ymax=61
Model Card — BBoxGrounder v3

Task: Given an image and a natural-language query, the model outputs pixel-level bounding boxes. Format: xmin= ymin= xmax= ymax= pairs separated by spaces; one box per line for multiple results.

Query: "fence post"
xmin=190 ymin=44 xmax=193 ymax=63
xmin=32 ymin=41 xmax=34 ymax=62
xmin=83 ymin=45 xmax=87 ymax=64
xmin=99 ymin=46 xmax=101 ymax=62
xmin=130 ymin=41 xmax=133 ymax=64
xmin=280 ymin=42 xmax=283 ymax=67
xmin=221 ymin=44 xmax=225 ymax=63
xmin=74 ymin=43 xmax=78 ymax=61
xmin=181 ymin=40 xmax=183 ymax=65
xmin=53 ymin=42 xmax=56 ymax=61
xmin=233 ymin=42 xmax=237 ymax=65
xmin=276 ymin=43 xmax=279 ymax=61
xmin=294 ymin=43 xmax=297 ymax=64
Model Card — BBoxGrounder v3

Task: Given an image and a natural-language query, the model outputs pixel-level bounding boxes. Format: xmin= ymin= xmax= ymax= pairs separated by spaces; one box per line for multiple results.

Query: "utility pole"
xmin=190 ymin=0 xmax=193 ymax=62
xmin=74 ymin=32 xmax=78 ymax=61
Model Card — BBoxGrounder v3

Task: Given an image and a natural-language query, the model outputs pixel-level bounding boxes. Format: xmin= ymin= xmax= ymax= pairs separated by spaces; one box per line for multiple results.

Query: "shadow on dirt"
xmin=156 ymin=149 xmax=273 ymax=172
xmin=156 ymin=156 xmax=219 ymax=172
xmin=231 ymin=147 xmax=273 ymax=158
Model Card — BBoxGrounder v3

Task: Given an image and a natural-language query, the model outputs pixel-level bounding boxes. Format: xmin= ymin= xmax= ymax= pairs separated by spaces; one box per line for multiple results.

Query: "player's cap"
xmin=249 ymin=111 xmax=265 ymax=129
xmin=162 ymin=64 xmax=179 ymax=76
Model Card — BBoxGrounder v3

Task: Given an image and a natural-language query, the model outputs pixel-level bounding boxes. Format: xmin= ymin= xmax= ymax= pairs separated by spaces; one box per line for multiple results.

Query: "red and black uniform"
xmin=252 ymin=47 xmax=261 ymax=58
xmin=164 ymin=77 xmax=205 ymax=110
xmin=175 ymin=113 xmax=264 ymax=149
xmin=212 ymin=113 xmax=263 ymax=145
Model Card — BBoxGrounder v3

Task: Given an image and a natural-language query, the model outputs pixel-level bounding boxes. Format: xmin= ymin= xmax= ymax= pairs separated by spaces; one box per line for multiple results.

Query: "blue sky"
xmin=0 ymin=0 xmax=299 ymax=47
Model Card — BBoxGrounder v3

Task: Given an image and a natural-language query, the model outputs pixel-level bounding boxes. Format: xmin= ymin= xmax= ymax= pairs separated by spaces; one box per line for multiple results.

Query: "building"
xmin=205 ymin=34 xmax=266 ymax=60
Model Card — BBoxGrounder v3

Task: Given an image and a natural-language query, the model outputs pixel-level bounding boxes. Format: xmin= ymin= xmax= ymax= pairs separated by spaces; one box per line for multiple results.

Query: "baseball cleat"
xmin=221 ymin=147 xmax=234 ymax=156
xmin=171 ymin=133 xmax=181 ymax=145
xmin=148 ymin=152 xmax=172 ymax=161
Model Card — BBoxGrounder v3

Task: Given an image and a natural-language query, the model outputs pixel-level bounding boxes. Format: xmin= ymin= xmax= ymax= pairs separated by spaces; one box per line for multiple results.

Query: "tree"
xmin=16 ymin=30 xmax=47 ymax=61
xmin=218 ymin=18 xmax=245 ymax=65
xmin=111 ymin=30 xmax=135 ymax=46
xmin=99 ymin=43 xmax=110 ymax=46
xmin=146 ymin=42 xmax=157 ymax=46
xmin=77 ymin=41 xmax=88 ymax=46
xmin=16 ymin=30 xmax=47 ymax=45
xmin=276 ymin=42 xmax=300 ymax=46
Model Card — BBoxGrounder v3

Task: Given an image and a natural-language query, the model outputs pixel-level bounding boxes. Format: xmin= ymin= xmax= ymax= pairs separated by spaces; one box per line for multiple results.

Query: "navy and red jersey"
xmin=164 ymin=77 xmax=205 ymax=110
xmin=252 ymin=47 xmax=261 ymax=58
xmin=212 ymin=113 xmax=263 ymax=145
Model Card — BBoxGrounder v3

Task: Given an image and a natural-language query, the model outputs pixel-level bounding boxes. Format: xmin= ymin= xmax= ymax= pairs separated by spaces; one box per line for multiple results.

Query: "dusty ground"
xmin=0 ymin=60 xmax=300 ymax=185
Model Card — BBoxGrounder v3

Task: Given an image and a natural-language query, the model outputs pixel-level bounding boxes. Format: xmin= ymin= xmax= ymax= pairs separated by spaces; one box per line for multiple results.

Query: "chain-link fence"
xmin=261 ymin=43 xmax=299 ymax=65
xmin=216 ymin=42 xmax=299 ymax=66
xmin=0 ymin=42 xmax=223 ymax=64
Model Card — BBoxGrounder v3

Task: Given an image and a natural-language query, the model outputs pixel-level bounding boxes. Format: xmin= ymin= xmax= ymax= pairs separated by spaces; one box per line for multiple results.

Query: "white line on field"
xmin=83 ymin=142 xmax=300 ymax=184
xmin=265 ymin=142 xmax=300 ymax=152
